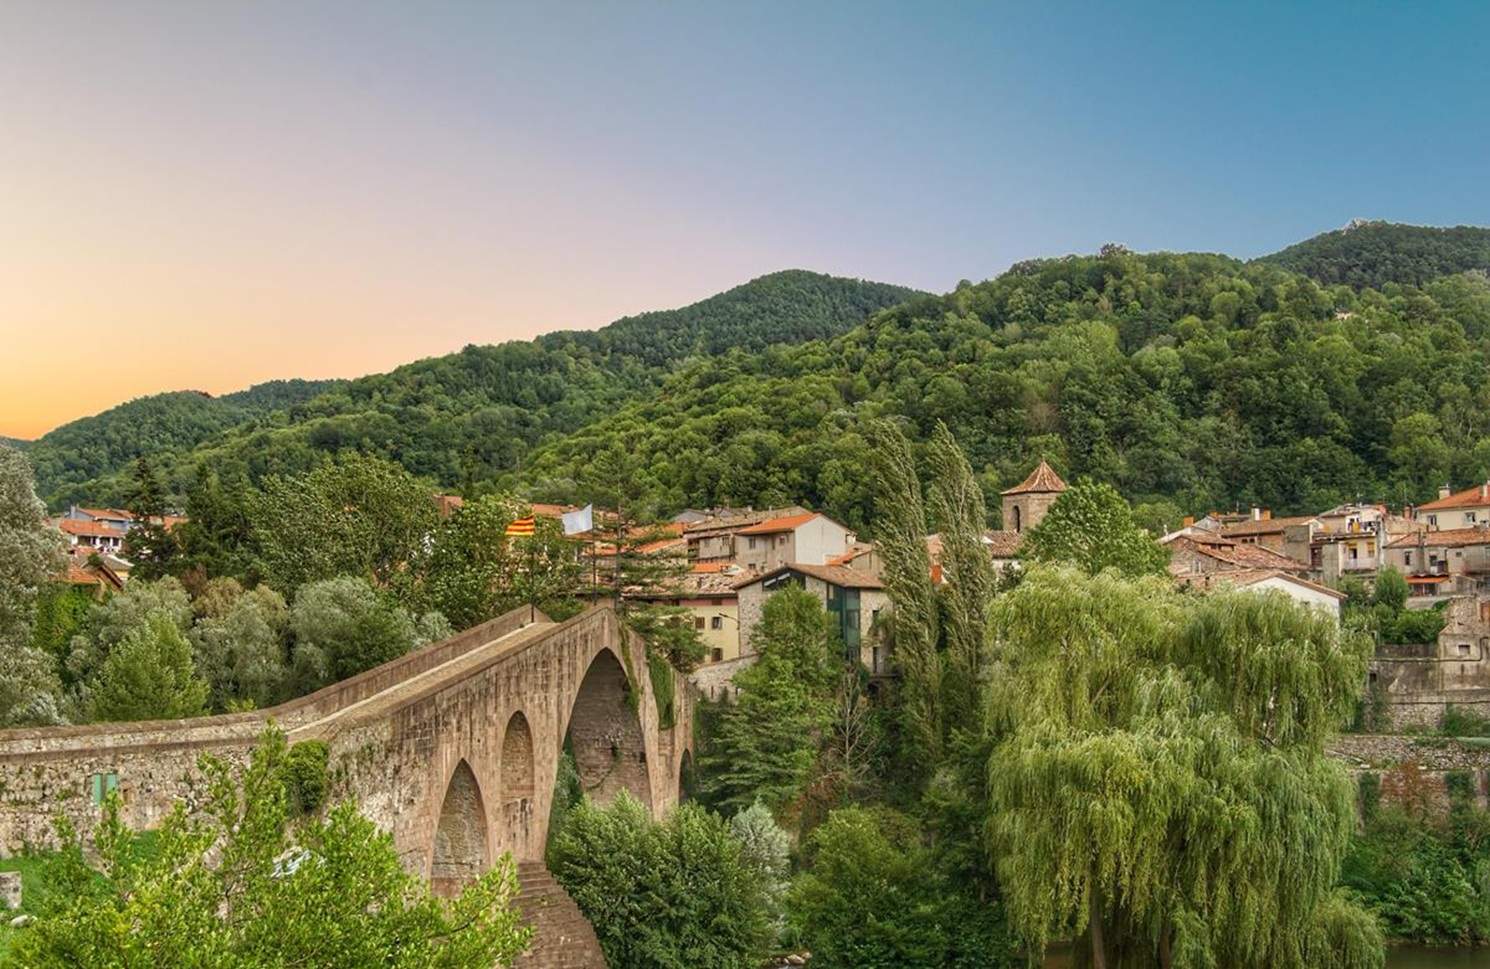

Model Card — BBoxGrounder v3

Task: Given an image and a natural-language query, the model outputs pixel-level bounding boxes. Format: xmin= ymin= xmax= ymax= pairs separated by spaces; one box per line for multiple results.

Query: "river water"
xmin=1043 ymin=945 xmax=1488 ymax=967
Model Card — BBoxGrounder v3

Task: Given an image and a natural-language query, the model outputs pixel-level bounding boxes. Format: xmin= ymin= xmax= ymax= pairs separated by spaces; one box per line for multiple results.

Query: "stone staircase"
xmin=512 ymin=862 xmax=608 ymax=969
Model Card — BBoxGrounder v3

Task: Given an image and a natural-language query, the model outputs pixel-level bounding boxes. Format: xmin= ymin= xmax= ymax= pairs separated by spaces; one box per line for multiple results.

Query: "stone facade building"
xmin=999 ymin=459 xmax=1066 ymax=535
xmin=1371 ymin=596 xmax=1490 ymax=729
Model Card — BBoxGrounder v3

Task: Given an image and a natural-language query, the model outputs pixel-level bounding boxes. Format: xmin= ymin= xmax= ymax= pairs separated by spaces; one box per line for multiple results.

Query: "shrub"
xmin=548 ymin=793 xmax=770 ymax=969
xmin=788 ymin=807 xmax=1017 ymax=969
xmin=1342 ymin=807 xmax=1490 ymax=944
xmin=1442 ymin=705 xmax=1490 ymax=738
xmin=282 ymin=740 xmax=330 ymax=815
xmin=1358 ymin=773 xmax=1381 ymax=822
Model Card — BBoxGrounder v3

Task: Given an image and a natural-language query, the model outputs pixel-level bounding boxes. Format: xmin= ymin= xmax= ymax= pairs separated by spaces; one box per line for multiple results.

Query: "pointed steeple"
xmin=1000 ymin=459 xmax=1067 ymax=496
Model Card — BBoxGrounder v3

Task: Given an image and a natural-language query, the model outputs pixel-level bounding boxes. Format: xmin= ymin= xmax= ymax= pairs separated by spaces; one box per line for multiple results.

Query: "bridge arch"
xmin=497 ymin=710 xmax=537 ymax=859
xmin=561 ymin=646 xmax=652 ymax=809
xmin=430 ymin=759 xmax=489 ymax=898
xmin=677 ymin=748 xmax=694 ymax=804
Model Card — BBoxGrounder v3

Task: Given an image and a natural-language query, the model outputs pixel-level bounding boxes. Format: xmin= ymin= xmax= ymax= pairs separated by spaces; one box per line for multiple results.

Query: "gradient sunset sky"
xmin=4 ymin=1 xmax=1489 ymax=438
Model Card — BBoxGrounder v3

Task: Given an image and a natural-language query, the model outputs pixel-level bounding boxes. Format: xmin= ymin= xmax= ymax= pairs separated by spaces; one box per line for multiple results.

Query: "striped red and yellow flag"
xmin=504 ymin=516 xmax=536 ymax=537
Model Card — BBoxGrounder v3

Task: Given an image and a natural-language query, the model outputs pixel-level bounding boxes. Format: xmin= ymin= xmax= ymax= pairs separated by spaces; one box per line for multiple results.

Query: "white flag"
xmin=562 ymin=504 xmax=594 ymax=536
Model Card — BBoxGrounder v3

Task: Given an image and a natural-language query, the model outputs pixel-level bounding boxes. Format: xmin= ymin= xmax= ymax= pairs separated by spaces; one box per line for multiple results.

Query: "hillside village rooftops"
xmin=735 ymin=512 xmax=820 ymax=535
xmin=1416 ymin=482 xmax=1490 ymax=511
xmin=1164 ymin=533 xmax=1309 ymax=572
xmin=1219 ymin=515 xmax=1318 ymax=538
xmin=1000 ymin=460 xmax=1067 ymax=496
xmin=683 ymin=506 xmax=808 ymax=539
xmin=56 ymin=518 xmax=126 ymax=539
xmin=733 ymin=562 xmax=885 ymax=591
xmin=1387 ymin=526 xmax=1490 ymax=549
xmin=1177 ymin=568 xmax=1347 ymax=600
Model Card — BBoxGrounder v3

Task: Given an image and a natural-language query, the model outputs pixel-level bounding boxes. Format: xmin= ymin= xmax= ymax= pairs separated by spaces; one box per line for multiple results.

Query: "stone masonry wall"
xmin=0 ymin=603 xmax=695 ymax=885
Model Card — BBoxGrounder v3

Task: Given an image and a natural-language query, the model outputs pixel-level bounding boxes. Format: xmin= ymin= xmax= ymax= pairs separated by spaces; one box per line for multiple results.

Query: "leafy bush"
xmin=548 ymin=793 xmax=770 ymax=969
xmin=788 ymin=807 xmax=1017 ymax=969
xmin=1441 ymin=705 xmax=1490 ymax=738
xmin=282 ymin=740 xmax=330 ymax=815
xmin=5 ymin=729 xmax=530 ymax=968
xmin=1341 ymin=807 xmax=1490 ymax=944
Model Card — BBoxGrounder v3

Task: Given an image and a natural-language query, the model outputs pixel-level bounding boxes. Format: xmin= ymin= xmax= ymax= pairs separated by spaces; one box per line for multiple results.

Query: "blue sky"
xmin=3 ymin=1 xmax=1488 ymax=434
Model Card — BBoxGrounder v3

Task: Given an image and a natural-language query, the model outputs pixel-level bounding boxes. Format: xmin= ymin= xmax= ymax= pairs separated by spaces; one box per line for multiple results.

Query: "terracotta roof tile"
xmin=1386 ymin=527 xmax=1490 ymax=550
xmin=55 ymin=518 xmax=126 ymax=538
xmin=737 ymin=512 xmax=820 ymax=535
xmin=1219 ymin=515 xmax=1318 ymax=538
xmin=734 ymin=562 xmax=885 ymax=590
xmin=1417 ymin=484 xmax=1490 ymax=511
xmin=1001 ymin=460 xmax=1067 ymax=496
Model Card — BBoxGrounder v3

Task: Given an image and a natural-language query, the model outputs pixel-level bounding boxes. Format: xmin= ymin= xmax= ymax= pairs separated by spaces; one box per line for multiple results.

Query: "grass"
xmin=0 ymin=830 xmax=159 ymax=958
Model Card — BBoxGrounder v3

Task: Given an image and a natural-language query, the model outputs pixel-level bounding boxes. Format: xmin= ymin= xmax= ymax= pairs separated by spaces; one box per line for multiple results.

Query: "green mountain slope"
xmin=26 ymin=380 xmax=342 ymax=506
xmin=51 ymin=271 xmax=923 ymax=506
xmin=513 ymin=250 xmax=1490 ymax=531
xmin=1258 ymin=220 xmax=1490 ymax=289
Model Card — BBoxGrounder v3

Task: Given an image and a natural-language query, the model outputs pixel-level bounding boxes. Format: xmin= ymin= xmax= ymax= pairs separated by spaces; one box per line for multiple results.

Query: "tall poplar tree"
xmin=866 ymin=419 xmax=941 ymax=772
xmin=925 ymin=422 xmax=995 ymax=733
xmin=987 ymin=566 xmax=1384 ymax=969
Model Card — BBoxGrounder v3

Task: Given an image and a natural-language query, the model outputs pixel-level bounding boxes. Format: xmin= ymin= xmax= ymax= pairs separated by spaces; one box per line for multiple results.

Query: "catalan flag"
xmin=504 ymin=516 xmax=536 ymax=537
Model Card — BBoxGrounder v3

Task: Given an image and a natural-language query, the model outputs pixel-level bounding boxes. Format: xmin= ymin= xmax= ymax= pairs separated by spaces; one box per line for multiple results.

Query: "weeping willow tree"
xmin=925 ymin=422 xmax=996 ymax=733
xmin=866 ymin=419 xmax=941 ymax=770
xmin=987 ymin=566 xmax=1384 ymax=969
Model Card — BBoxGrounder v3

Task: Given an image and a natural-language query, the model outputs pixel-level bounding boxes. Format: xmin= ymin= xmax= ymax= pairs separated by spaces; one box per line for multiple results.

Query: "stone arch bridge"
xmin=0 ymin=604 xmax=694 ymax=966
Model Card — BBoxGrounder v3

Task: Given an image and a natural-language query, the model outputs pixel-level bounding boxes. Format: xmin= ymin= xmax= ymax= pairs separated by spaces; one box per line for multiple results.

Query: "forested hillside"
xmin=45 ymin=271 xmax=921 ymax=506
xmin=514 ymin=250 xmax=1490 ymax=531
xmin=26 ymin=379 xmax=341 ymax=505
xmin=1260 ymin=220 xmax=1490 ymax=289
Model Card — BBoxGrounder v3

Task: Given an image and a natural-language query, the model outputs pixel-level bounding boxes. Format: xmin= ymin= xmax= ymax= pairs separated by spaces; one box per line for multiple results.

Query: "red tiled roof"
xmin=1177 ymin=568 xmax=1347 ymax=600
xmin=984 ymin=530 xmax=1023 ymax=557
xmin=1001 ymin=460 xmax=1067 ymax=496
xmin=733 ymin=562 xmax=885 ymax=590
xmin=828 ymin=544 xmax=876 ymax=566
xmin=78 ymin=507 xmax=133 ymax=521
xmin=1386 ymin=527 xmax=1490 ymax=550
xmin=1417 ymin=484 xmax=1490 ymax=511
xmin=56 ymin=518 xmax=125 ymax=538
xmin=737 ymin=512 xmax=819 ymax=535
xmin=1167 ymin=535 xmax=1309 ymax=573
xmin=1219 ymin=515 xmax=1318 ymax=538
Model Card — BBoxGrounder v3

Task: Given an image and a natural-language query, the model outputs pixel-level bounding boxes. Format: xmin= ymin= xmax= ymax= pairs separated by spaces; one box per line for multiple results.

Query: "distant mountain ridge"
xmin=23 ymin=379 xmax=344 ymax=505
xmin=33 ymin=270 xmax=923 ymax=505
xmin=1257 ymin=220 xmax=1490 ymax=289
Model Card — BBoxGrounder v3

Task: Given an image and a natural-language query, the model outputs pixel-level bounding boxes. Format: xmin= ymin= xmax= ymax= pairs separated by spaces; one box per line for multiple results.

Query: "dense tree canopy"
xmin=986 ymin=566 xmax=1381 ymax=968
xmin=1259 ymin=221 xmax=1490 ymax=290
xmin=39 ymin=272 xmax=917 ymax=507
xmin=22 ymin=380 xmax=339 ymax=506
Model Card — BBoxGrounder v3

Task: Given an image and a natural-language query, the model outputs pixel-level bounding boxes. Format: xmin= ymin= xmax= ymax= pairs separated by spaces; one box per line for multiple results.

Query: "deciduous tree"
xmin=987 ymin=566 xmax=1383 ymax=969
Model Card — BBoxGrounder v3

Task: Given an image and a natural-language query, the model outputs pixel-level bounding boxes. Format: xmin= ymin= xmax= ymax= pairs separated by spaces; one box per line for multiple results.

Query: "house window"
xmin=1349 ymin=546 xmax=1358 ymax=560
xmin=1429 ymin=514 xmax=1438 ymax=527
xmin=1405 ymin=553 xmax=1413 ymax=566
xmin=711 ymin=616 xmax=723 ymax=630
xmin=747 ymin=537 xmax=758 ymax=550
xmin=1012 ymin=505 xmax=1022 ymax=533
xmin=711 ymin=647 xmax=724 ymax=663
xmin=88 ymin=771 xmax=119 ymax=806
xmin=1458 ymin=644 xmax=1472 ymax=657
xmin=1468 ymin=512 xmax=1478 ymax=524
xmin=694 ymin=617 xmax=705 ymax=630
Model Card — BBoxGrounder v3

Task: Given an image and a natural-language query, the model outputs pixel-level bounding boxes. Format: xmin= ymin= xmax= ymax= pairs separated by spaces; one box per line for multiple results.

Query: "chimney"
xmin=1182 ymin=515 xmax=1195 ymax=527
xmin=1482 ymin=480 xmax=1489 ymax=499
xmin=1440 ymin=484 xmax=1453 ymax=500
xmin=1262 ymin=509 xmax=1272 ymax=521
xmin=1251 ymin=507 xmax=1261 ymax=521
